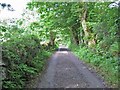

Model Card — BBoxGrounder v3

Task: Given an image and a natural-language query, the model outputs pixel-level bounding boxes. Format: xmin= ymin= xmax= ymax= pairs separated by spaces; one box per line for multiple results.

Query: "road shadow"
xmin=55 ymin=48 xmax=70 ymax=51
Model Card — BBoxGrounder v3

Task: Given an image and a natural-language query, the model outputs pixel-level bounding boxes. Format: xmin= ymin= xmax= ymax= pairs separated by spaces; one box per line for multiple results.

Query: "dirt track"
xmin=36 ymin=50 xmax=106 ymax=88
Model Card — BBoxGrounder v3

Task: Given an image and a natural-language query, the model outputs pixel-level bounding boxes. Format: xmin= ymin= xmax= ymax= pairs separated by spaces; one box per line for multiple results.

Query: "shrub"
xmin=2 ymin=34 xmax=52 ymax=88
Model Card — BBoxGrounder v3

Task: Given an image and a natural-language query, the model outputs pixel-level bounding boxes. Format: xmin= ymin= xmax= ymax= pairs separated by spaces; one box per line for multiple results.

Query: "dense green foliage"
xmin=1 ymin=1 xmax=119 ymax=88
xmin=1 ymin=18 xmax=56 ymax=88
xmin=2 ymin=34 xmax=52 ymax=88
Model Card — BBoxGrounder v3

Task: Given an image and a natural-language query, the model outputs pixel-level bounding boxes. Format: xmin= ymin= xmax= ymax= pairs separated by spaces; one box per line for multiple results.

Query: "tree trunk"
xmin=81 ymin=8 xmax=89 ymax=45
xmin=70 ymin=27 xmax=79 ymax=45
xmin=50 ymin=31 xmax=55 ymax=46
xmin=80 ymin=4 xmax=96 ymax=47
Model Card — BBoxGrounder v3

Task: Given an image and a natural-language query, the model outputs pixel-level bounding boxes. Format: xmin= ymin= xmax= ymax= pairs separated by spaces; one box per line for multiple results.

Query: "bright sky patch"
xmin=0 ymin=0 xmax=31 ymax=19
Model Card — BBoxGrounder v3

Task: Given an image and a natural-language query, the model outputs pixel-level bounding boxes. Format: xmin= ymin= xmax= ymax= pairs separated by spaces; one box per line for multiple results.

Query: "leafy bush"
xmin=2 ymin=34 xmax=52 ymax=88
xmin=109 ymin=42 xmax=119 ymax=56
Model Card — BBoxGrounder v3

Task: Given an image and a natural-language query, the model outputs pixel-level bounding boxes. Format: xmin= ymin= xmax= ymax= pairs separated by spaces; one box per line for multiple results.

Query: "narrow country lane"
xmin=36 ymin=47 xmax=105 ymax=88
xmin=1 ymin=1 xmax=118 ymax=89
